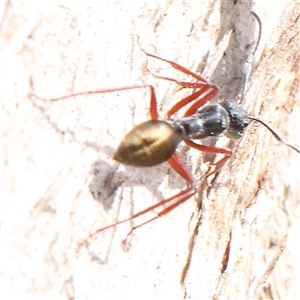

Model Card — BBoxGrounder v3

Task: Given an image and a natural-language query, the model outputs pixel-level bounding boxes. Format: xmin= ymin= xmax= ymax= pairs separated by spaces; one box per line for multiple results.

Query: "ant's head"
xmin=220 ymin=101 xmax=249 ymax=139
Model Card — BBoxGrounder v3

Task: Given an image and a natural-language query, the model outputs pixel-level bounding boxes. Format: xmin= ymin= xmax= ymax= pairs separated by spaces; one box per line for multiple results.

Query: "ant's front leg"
xmin=142 ymin=51 xmax=219 ymax=117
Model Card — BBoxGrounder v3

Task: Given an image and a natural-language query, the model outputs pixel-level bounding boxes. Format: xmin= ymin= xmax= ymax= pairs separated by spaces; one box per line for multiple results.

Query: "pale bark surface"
xmin=2 ymin=1 xmax=299 ymax=299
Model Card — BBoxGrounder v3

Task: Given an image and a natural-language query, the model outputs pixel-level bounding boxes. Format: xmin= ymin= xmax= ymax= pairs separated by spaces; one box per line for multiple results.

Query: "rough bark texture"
xmin=3 ymin=1 xmax=299 ymax=299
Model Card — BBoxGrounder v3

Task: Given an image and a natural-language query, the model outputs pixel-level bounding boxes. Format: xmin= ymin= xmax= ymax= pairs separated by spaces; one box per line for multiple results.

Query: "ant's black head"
xmin=221 ymin=101 xmax=249 ymax=139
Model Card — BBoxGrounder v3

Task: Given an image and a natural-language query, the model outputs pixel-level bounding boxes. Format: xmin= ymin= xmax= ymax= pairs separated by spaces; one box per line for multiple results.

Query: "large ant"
xmin=31 ymin=17 xmax=299 ymax=245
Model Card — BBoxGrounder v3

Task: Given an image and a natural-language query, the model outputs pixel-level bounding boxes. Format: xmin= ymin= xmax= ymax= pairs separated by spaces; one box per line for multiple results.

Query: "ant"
xmin=31 ymin=17 xmax=299 ymax=246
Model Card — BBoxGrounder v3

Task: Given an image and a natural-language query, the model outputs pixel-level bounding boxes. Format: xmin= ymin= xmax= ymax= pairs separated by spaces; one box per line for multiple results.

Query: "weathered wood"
xmin=3 ymin=1 xmax=298 ymax=299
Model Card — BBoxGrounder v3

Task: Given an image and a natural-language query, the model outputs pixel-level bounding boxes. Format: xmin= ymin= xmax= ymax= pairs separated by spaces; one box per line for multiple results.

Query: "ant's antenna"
xmin=241 ymin=12 xmax=299 ymax=154
xmin=241 ymin=11 xmax=262 ymax=102
xmin=248 ymin=116 xmax=300 ymax=154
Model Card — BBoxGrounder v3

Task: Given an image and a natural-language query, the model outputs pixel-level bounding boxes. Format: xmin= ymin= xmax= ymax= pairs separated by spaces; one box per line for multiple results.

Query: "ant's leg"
xmin=121 ymin=152 xmax=197 ymax=238
xmin=30 ymin=84 xmax=159 ymax=120
xmin=185 ymin=140 xmax=232 ymax=156
xmin=121 ymin=152 xmax=197 ymax=242
xmin=150 ymin=75 xmax=208 ymax=88
xmin=204 ymin=155 xmax=232 ymax=178
xmin=167 ymin=152 xmax=195 ymax=185
xmin=169 ymin=85 xmax=219 ymax=117
xmin=144 ymin=51 xmax=209 ymax=82
xmin=86 ymin=186 xmax=195 ymax=242
xmin=148 ymin=72 xmax=218 ymax=117
xmin=142 ymin=53 xmax=219 ymax=118
xmin=185 ymin=140 xmax=232 ymax=176
xmin=118 ymin=141 xmax=231 ymax=242
xmin=85 ymin=152 xmax=196 ymax=242
xmin=150 ymin=79 xmax=217 ymax=118
xmin=122 ymin=144 xmax=234 ymax=242
xmin=123 ymin=187 xmax=195 ymax=243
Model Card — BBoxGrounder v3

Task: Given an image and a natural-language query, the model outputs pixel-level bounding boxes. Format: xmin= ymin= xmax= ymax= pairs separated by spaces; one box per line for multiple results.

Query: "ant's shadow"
xmin=88 ymin=156 xmax=185 ymax=213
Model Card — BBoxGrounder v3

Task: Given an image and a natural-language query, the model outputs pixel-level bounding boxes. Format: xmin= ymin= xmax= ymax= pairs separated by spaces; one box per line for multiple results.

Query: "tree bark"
xmin=3 ymin=1 xmax=299 ymax=299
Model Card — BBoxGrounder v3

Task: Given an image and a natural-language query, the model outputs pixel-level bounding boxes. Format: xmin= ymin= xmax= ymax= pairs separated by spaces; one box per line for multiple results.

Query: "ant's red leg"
xmin=167 ymin=152 xmax=195 ymax=184
xmin=185 ymin=140 xmax=232 ymax=156
xmin=117 ymin=141 xmax=231 ymax=241
xmin=119 ymin=153 xmax=199 ymax=241
xmin=143 ymin=85 xmax=158 ymax=120
xmin=123 ymin=187 xmax=196 ymax=243
xmin=31 ymin=85 xmax=159 ymax=120
xmin=143 ymin=52 xmax=222 ymax=117
xmin=144 ymin=52 xmax=209 ymax=83
xmin=200 ymin=155 xmax=232 ymax=180
xmin=113 ymin=147 xmax=200 ymax=242
xmin=150 ymin=75 xmax=209 ymax=88
xmin=185 ymin=140 xmax=232 ymax=177
xmin=210 ymin=156 xmax=231 ymax=174
xmin=86 ymin=186 xmax=195 ymax=241
xmin=85 ymin=152 xmax=196 ymax=241
xmin=167 ymin=85 xmax=218 ymax=118
xmin=183 ymin=86 xmax=219 ymax=116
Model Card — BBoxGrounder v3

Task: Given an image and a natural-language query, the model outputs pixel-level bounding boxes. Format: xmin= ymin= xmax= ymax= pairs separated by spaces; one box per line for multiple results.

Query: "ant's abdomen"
xmin=114 ymin=120 xmax=181 ymax=167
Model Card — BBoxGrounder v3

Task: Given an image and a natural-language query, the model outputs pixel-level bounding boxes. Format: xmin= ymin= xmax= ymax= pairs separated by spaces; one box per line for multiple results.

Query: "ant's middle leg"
xmin=30 ymin=84 xmax=160 ymax=120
